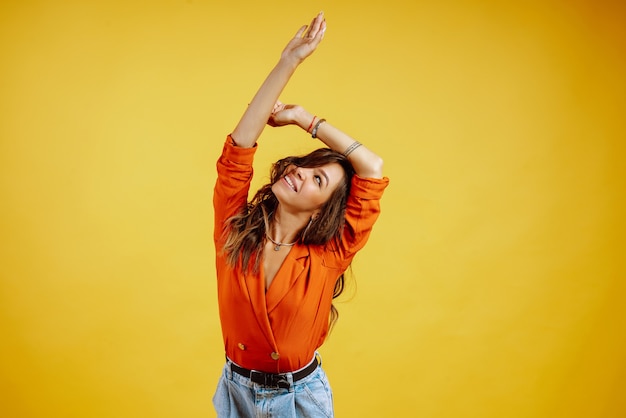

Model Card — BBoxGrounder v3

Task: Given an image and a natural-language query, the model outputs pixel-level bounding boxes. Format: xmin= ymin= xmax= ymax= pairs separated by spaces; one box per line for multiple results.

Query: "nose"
xmin=295 ymin=166 xmax=307 ymax=180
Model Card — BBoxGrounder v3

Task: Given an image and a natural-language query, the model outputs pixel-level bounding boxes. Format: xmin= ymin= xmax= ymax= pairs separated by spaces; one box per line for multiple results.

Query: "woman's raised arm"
xmin=230 ymin=12 xmax=326 ymax=148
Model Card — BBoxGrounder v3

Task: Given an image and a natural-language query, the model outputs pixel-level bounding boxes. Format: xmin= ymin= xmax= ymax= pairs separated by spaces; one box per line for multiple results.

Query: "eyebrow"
xmin=319 ymin=168 xmax=330 ymax=187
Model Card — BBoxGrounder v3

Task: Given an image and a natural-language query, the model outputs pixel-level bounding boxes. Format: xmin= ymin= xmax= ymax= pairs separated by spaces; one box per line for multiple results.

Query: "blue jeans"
xmin=212 ymin=357 xmax=334 ymax=417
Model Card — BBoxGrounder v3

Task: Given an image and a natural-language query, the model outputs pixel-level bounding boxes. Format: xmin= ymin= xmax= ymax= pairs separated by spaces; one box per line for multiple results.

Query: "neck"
xmin=268 ymin=208 xmax=310 ymax=245
xmin=265 ymin=230 xmax=297 ymax=251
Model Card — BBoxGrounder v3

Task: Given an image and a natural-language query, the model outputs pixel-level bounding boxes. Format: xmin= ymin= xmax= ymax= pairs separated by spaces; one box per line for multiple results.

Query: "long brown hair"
xmin=221 ymin=147 xmax=355 ymax=329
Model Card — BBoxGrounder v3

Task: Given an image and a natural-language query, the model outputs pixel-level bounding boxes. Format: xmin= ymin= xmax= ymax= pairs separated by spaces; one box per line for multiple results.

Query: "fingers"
xmin=269 ymin=101 xmax=282 ymax=115
xmin=293 ymin=25 xmax=307 ymax=39
xmin=318 ymin=19 xmax=327 ymax=40
xmin=303 ymin=11 xmax=324 ymax=39
xmin=305 ymin=20 xmax=326 ymax=51
xmin=282 ymin=12 xmax=326 ymax=61
xmin=305 ymin=13 xmax=320 ymax=38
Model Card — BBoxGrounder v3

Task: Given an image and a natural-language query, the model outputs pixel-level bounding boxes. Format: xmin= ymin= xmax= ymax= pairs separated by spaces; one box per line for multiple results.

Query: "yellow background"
xmin=1 ymin=0 xmax=625 ymax=417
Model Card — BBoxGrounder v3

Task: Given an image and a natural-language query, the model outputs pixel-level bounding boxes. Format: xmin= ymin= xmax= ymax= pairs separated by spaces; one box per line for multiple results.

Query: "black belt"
xmin=229 ymin=357 xmax=318 ymax=389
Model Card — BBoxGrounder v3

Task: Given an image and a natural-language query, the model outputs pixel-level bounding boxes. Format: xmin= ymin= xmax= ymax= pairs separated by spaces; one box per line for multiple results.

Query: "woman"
xmin=212 ymin=12 xmax=389 ymax=417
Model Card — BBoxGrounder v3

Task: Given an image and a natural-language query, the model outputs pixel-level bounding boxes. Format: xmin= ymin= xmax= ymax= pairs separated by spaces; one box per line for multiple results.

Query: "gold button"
xmin=238 ymin=343 xmax=246 ymax=351
xmin=270 ymin=352 xmax=280 ymax=360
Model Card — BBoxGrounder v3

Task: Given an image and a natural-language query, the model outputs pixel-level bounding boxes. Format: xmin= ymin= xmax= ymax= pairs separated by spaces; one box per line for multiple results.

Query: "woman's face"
xmin=272 ymin=162 xmax=345 ymax=215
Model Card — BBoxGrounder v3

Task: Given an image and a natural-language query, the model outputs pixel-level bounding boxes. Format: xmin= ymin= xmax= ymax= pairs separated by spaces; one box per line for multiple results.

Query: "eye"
xmin=314 ymin=175 xmax=322 ymax=186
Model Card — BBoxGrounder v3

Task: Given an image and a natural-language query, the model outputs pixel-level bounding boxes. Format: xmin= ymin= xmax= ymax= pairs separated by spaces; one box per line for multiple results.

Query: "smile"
xmin=283 ymin=175 xmax=297 ymax=191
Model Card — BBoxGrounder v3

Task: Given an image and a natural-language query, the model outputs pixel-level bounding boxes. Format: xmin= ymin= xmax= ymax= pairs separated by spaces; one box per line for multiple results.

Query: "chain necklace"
xmin=265 ymin=231 xmax=297 ymax=251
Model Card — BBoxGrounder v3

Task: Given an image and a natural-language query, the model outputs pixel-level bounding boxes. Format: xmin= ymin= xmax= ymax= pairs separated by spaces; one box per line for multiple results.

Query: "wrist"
xmin=294 ymin=108 xmax=314 ymax=131
xmin=277 ymin=55 xmax=301 ymax=71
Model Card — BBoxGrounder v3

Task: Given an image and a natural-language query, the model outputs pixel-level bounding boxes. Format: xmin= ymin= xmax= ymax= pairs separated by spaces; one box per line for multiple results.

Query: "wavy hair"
xmin=222 ymin=147 xmax=355 ymax=329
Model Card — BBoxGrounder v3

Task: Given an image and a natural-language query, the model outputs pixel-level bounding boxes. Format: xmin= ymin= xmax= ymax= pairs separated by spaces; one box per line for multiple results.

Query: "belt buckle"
xmin=249 ymin=370 xmax=265 ymax=385
xmin=249 ymin=370 xmax=290 ymax=389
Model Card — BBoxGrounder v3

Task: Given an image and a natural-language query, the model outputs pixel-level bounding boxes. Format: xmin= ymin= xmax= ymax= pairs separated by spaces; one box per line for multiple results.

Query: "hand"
xmin=267 ymin=101 xmax=302 ymax=127
xmin=280 ymin=12 xmax=326 ymax=64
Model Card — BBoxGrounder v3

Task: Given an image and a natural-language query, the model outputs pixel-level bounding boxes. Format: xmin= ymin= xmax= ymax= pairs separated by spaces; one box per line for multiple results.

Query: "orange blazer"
xmin=213 ymin=137 xmax=389 ymax=373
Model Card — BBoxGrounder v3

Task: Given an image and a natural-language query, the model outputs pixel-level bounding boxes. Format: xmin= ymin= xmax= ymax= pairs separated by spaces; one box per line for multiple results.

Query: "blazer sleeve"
xmin=213 ymin=136 xmax=257 ymax=245
xmin=334 ymin=174 xmax=390 ymax=267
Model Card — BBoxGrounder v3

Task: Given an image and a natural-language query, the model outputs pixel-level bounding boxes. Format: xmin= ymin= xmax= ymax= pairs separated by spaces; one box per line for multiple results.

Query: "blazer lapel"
xmin=245 ymin=269 xmax=277 ymax=349
xmin=265 ymin=245 xmax=309 ymax=313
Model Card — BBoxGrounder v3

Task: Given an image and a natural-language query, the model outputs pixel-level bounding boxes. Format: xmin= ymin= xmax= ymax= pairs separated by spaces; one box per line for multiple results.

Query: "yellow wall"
xmin=1 ymin=0 xmax=624 ymax=417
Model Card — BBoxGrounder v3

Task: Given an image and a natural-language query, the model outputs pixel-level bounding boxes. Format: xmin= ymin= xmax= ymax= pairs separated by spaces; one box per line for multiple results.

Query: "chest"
xmin=216 ymin=246 xmax=341 ymax=320
xmin=262 ymin=243 xmax=291 ymax=291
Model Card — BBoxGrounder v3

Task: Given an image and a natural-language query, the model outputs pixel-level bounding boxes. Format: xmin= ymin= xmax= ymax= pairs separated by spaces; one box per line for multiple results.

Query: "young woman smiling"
xmin=212 ymin=11 xmax=389 ymax=417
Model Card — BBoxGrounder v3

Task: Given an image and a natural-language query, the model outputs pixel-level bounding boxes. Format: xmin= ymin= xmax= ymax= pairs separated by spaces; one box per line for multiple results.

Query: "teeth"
xmin=284 ymin=175 xmax=296 ymax=191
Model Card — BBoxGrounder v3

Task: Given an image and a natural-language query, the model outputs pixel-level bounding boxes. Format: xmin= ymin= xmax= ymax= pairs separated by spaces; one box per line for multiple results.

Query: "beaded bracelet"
xmin=311 ymin=118 xmax=326 ymax=138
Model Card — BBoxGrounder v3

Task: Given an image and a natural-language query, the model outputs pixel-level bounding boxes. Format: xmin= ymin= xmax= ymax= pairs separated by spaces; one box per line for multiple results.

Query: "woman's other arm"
xmin=269 ymin=104 xmax=384 ymax=179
